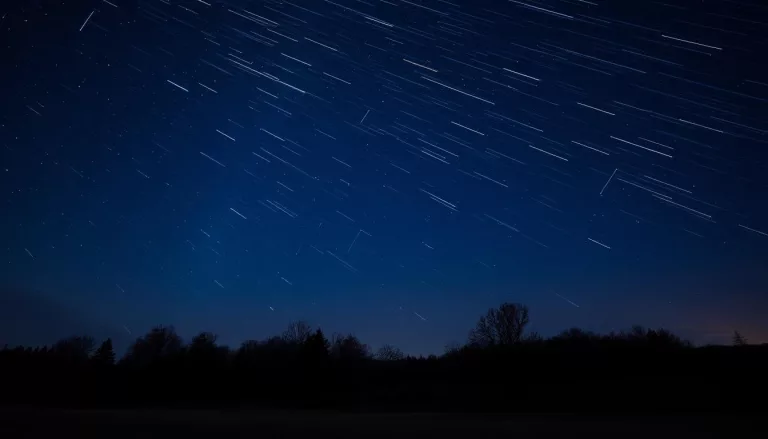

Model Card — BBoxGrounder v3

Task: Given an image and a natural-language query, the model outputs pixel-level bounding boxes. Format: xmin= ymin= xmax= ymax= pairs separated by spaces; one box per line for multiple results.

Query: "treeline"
xmin=1 ymin=302 xmax=766 ymax=412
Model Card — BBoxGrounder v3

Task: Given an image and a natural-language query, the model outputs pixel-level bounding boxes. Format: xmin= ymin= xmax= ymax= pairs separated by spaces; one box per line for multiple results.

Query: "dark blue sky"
xmin=1 ymin=0 xmax=767 ymax=355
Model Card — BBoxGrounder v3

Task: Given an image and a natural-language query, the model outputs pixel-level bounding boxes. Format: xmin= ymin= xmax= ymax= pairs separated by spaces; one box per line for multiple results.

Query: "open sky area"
xmin=1 ymin=0 xmax=767 ymax=355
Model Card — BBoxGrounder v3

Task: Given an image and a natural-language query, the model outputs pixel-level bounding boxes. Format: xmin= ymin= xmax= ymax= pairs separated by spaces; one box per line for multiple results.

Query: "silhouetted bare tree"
xmin=468 ymin=302 xmax=529 ymax=347
xmin=376 ymin=344 xmax=404 ymax=361
xmin=282 ymin=320 xmax=312 ymax=344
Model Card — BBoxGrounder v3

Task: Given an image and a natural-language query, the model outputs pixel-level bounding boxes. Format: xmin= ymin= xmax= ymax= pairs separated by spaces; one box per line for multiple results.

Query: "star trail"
xmin=1 ymin=0 xmax=767 ymax=353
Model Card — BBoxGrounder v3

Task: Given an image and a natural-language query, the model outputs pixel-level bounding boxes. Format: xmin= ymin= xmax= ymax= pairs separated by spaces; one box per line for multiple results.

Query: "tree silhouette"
xmin=443 ymin=341 xmax=462 ymax=356
xmin=468 ymin=302 xmax=529 ymax=347
xmin=330 ymin=333 xmax=370 ymax=360
xmin=188 ymin=332 xmax=230 ymax=367
xmin=610 ymin=326 xmax=690 ymax=348
xmin=91 ymin=338 xmax=115 ymax=366
xmin=239 ymin=339 xmax=260 ymax=353
xmin=52 ymin=335 xmax=95 ymax=363
xmin=189 ymin=332 xmax=218 ymax=353
xmin=376 ymin=344 xmax=404 ymax=361
xmin=304 ymin=328 xmax=330 ymax=360
xmin=123 ymin=325 xmax=182 ymax=367
xmin=623 ymin=325 xmax=650 ymax=342
xmin=554 ymin=327 xmax=595 ymax=341
xmin=233 ymin=339 xmax=262 ymax=369
xmin=282 ymin=320 xmax=312 ymax=344
xmin=2 ymin=299 xmax=765 ymax=414
xmin=733 ymin=330 xmax=748 ymax=346
xmin=645 ymin=328 xmax=688 ymax=348
xmin=524 ymin=331 xmax=543 ymax=343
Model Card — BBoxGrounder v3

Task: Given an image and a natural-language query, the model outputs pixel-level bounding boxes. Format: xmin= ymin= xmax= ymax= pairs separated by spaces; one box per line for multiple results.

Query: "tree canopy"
xmin=1 ymin=302 xmax=765 ymax=412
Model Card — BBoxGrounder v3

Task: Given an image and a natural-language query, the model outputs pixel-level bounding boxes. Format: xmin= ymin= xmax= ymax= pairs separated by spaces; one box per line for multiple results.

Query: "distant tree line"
xmin=1 ymin=302 xmax=766 ymax=412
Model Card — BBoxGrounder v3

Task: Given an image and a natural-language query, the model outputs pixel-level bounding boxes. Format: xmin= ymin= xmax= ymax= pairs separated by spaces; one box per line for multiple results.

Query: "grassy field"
xmin=0 ymin=408 xmax=757 ymax=438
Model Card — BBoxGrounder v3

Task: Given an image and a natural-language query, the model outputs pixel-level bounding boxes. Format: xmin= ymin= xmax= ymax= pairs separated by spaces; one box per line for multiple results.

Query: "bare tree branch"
xmin=468 ymin=303 xmax=529 ymax=347
xmin=376 ymin=344 xmax=404 ymax=361
xmin=282 ymin=321 xmax=312 ymax=344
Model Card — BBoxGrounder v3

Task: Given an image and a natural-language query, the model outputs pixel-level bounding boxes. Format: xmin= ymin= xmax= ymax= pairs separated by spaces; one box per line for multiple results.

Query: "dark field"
xmin=0 ymin=408 xmax=760 ymax=438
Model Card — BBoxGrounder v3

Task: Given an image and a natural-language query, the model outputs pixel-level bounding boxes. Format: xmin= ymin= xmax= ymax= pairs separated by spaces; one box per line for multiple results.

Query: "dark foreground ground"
xmin=0 ymin=408 xmax=761 ymax=438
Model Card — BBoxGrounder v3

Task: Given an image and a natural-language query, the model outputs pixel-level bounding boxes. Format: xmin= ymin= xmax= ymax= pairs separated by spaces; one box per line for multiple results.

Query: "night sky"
xmin=1 ymin=0 xmax=767 ymax=355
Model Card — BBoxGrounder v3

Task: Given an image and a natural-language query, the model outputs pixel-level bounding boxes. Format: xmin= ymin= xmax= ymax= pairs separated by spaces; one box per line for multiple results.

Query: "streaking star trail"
xmin=1 ymin=0 xmax=767 ymax=352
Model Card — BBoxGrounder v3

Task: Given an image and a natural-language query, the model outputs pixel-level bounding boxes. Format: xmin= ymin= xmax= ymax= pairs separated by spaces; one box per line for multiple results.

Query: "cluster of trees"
xmin=1 ymin=302 xmax=766 ymax=411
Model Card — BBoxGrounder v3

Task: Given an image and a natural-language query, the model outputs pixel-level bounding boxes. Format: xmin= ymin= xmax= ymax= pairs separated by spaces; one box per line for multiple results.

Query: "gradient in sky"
xmin=1 ymin=0 xmax=767 ymax=354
